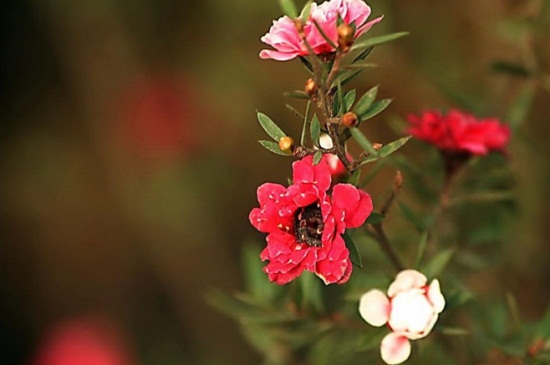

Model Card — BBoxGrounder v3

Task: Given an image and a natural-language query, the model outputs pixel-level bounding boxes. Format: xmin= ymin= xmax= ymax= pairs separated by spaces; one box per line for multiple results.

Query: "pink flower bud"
xmin=358 ymin=270 xmax=445 ymax=364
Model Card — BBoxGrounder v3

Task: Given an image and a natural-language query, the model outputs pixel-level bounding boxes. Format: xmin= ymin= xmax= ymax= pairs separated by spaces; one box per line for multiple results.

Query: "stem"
xmin=370 ymin=223 xmax=405 ymax=272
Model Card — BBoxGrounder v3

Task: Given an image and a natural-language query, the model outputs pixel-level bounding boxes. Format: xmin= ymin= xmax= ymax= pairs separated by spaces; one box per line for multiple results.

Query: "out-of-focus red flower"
xmin=116 ymin=75 xmax=196 ymax=158
xmin=32 ymin=316 xmax=133 ymax=365
xmin=259 ymin=0 xmax=382 ymax=61
xmin=249 ymin=155 xmax=373 ymax=285
xmin=407 ymin=109 xmax=510 ymax=156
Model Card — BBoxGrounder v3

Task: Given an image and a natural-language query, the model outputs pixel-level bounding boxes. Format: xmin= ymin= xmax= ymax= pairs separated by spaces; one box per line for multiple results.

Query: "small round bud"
xmin=372 ymin=143 xmax=383 ymax=151
xmin=337 ymin=23 xmax=355 ymax=51
xmin=341 ymin=112 xmax=359 ymax=127
xmin=304 ymin=78 xmax=318 ymax=96
xmin=279 ymin=136 xmax=295 ymax=153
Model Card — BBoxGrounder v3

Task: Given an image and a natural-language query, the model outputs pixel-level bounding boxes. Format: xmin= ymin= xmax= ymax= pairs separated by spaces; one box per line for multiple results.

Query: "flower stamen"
xmin=294 ymin=202 xmax=324 ymax=247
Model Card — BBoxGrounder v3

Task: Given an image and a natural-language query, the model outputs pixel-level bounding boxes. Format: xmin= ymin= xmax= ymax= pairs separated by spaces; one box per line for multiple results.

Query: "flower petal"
xmin=427 ymin=279 xmax=445 ymax=313
xmin=387 ymin=269 xmax=427 ymax=297
xmin=380 ymin=333 xmax=411 ymax=365
xmin=331 ymin=184 xmax=373 ymax=230
xmin=292 ymin=155 xmax=331 ymax=193
xmin=358 ymin=289 xmax=390 ymax=327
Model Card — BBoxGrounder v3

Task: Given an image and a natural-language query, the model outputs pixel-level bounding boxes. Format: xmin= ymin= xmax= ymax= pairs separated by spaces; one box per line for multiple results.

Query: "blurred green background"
xmin=1 ymin=0 xmax=549 ymax=364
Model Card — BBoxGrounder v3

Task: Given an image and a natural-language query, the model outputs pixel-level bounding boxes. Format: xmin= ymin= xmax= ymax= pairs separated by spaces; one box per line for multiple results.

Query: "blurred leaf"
xmin=299 ymin=56 xmax=314 ymax=73
xmin=298 ymin=271 xmax=324 ymax=314
xmin=310 ymin=114 xmax=321 ymax=146
xmin=422 ymin=248 xmax=456 ymax=278
xmin=505 ymin=83 xmax=535 ymax=130
xmin=348 ymin=167 xmax=361 ymax=186
xmin=439 ymin=327 xmax=469 ymax=336
xmin=451 ymin=191 xmax=515 ymax=206
xmin=278 ymin=0 xmax=298 ymax=18
xmin=358 ymin=136 xmax=412 ymax=166
xmin=359 ymin=99 xmax=392 ymax=121
xmin=356 ymin=328 xmax=387 ymax=351
xmin=536 ymin=304 xmax=550 ymax=339
xmin=398 ymin=202 xmax=426 ymax=231
xmin=300 ymin=0 xmax=313 ymax=20
xmin=337 ymin=81 xmax=345 ymax=116
xmin=365 ymin=212 xmax=384 ymax=224
xmin=259 ymin=140 xmax=292 ymax=156
xmin=350 ymin=127 xmax=379 ymax=156
xmin=491 ymin=61 xmax=533 ymax=78
xmin=313 ymin=150 xmax=323 ymax=164
xmin=286 ymin=103 xmax=305 ymax=120
xmin=351 ymin=31 xmax=409 ymax=52
xmin=242 ymin=244 xmax=271 ymax=301
xmin=415 ymin=231 xmax=429 ymax=268
xmin=257 ymin=112 xmax=287 ymax=141
xmin=284 ymin=90 xmax=310 ymax=99
xmin=345 ymin=62 xmax=377 ymax=70
xmin=332 ymin=69 xmax=362 ymax=88
xmin=343 ymin=232 xmax=363 ymax=268
xmin=343 ymin=89 xmax=357 ymax=113
xmin=359 ymin=158 xmax=387 ymax=187
xmin=353 ymin=85 xmax=378 ymax=117
xmin=506 ymin=292 xmax=522 ymax=330
xmin=352 ymin=46 xmax=373 ymax=63
xmin=444 ymin=289 xmax=474 ymax=310
xmin=301 ymin=101 xmax=312 ymax=145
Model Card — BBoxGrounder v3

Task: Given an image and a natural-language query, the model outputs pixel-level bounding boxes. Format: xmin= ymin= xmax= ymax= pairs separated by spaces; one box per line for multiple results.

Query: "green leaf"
xmin=332 ymin=69 xmax=362 ymax=88
xmin=298 ymin=56 xmax=313 ymax=73
xmin=278 ymin=0 xmax=298 ymax=18
xmin=258 ymin=140 xmax=292 ymax=156
xmin=536 ymin=303 xmax=550 ymax=339
xmin=344 ymin=62 xmax=378 ymax=70
xmin=439 ymin=327 xmax=469 ymax=336
xmin=242 ymin=243 xmax=283 ymax=302
xmin=343 ymin=89 xmax=357 ymax=113
xmin=298 ymin=271 xmax=324 ymax=313
xmin=352 ymin=46 xmax=373 ymax=63
xmin=313 ymin=150 xmax=323 ymax=164
xmin=286 ymin=103 xmax=304 ymax=120
xmin=257 ymin=112 xmax=287 ymax=141
xmin=414 ymin=231 xmax=429 ymax=268
xmin=300 ymin=0 xmax=313 ymax=20
xmin=350 ymin=127 xmax=379 ymax=156
xmin=336 ymin=81 xmax=345 ymax=116
xmin=365 ymin=212 xmax=384 ymax=224
xmin=310 ymin=114 xmax=321 ymax=146
xmin=353 ymin=85 xmax=378 ymax=117
xmin=358 ymin=136 xmax=412 ymax=166
xmin=398 ymin=202 xmax=426 ymax=231
xmin=347 ymin=166 xmax=361 ymax=186
xmin=491 ymin=61 xmax=533 ymax=78
xmin=301 ymin=100 xmax=312 ymax=145
xmin=505 ymin=83 xmax=535 ymax=130
xmin=359 ymin=98 xmax=392 ymax=121
xmin=284 ymin=90 xmax=310 ymax=99
xmin=351 ymin=31 xmax=409 ymax=52
xmin=343 ymin=232 xmax=362 ymax=268
xmin=422 ymin=248 xmax=456 ymax=278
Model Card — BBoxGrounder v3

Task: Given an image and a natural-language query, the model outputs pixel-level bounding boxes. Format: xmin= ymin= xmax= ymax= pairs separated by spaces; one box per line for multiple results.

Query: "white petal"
xmin=319 ymin=133 xmax=333 ymax=149
xmin=427 ymin=279 xmax=445 ymax=313
xmin=380 ymin=333 xmax=411 ymax=365
xmin=358 ymin=290 xmax=390 ymax=327
xmin=388 ymin=270 xmax=427 ymax=297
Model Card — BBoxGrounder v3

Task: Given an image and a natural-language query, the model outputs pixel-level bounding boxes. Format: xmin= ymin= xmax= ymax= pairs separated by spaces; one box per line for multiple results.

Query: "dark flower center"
xmin=294 ymin=202 xmax=324 ymax=247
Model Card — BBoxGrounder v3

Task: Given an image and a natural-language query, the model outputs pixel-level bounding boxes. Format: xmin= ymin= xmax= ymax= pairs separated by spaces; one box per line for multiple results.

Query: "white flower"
xmin=358 ymin=270 xmax=445 ymax=364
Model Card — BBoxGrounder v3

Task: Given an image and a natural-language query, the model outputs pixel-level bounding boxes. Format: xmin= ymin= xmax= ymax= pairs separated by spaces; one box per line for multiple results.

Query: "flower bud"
xmin=372 ymin=143 xmax=383 ymax=151
xmin=341 ymin=112 xmax=358 ymax=127
xmin=278 ymin=136 xmax=295 ymax=153
xmin=304 ymin=78 xmax=318 ymax=96
xmin=337 ymin=23 xmax=355 ymax=51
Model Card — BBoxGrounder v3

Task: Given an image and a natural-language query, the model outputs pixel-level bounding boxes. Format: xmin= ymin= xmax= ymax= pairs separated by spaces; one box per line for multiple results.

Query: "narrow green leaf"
xmin=439 ymin=327 xmax=469 ymax=336
xmin=491 ymin=61 xmax=533 ymax=78
xmin=298 ymin=56 xmax=313 ymax=73
xmin=398 ymin=202 xmax=426 ymax=232
xmin=300 ymin=0 xmax=313 ymax=20
xmin=298 ymin=271 xmax=324 ymax=313
xmin=332 ymin=69 xmax=362 ymax=88
xmin=313 ymin=150 xmax=323 ymax=165
xmin=347 ymin=167 xmax=361 ymax=186
xmin=359 ymin=99 xmax=392 ymax=121
xmin=506 ymin=292 xmax=522 ymax=330
xmin=505 ymin=83 xmax=535 ymax=130
xmin=358 ymin=136 xmax=412 ymax=165
xmin=535 ymin=303 xmax=550 ymax=339
xmin=343 ymin=232 xmax=362 ymax=268
xmin=284 ymin=90 xmax=310 ymax=99
xmin=353 ymin=85 xmax=378 ymax=117
xmin=350 ymin=31 xmax=409 ymax=52
xmin=414 ymin=231 xmax=429 ymax=268
xmin=359 ymin=158 xmax=387 ymax=187
xmin=343 ymin=89 xmax=357 ymax=113
xmin=310 ymin=114 xmax=321 ymax=146
xmin=365 ymin=212 xmax=384 ymax=224
xmin=286 ymin=103 xmax=304 ymax=120
xmin=312 ymin=19 xmax=338 ymax=50
xmin=350 ymin=127 xmax=379 ymax=156
xmin=422 ymin=248 xmax=456 ymax=278
xmin=352 ymin=46 xmax=373 ymax=63
xmin=278 ymin=0 xmax=298 ymax=18
xmin=258 ymin=140 xmax=292 ymax=156
xmin=301 ymin=100 xmax=312 ymax=145
xmin=345 ymin=62 xmax=378 ymax=70
xmin=257 ymin=112 xmax=287 ymax=141
xmin=336 ymin=81 xmax=345 ymax=116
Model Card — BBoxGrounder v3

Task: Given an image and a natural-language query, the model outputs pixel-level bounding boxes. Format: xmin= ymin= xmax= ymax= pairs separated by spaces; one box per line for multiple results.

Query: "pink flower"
xmin=249 ymin=155 xmax=373 ymax=284
xmin=407 ymin=109 xmax=510 ymax=156
xmin=359 ymin=270 xmax=445 ymax=364
xmin=260 ymin=0 xmax=383 ymax=61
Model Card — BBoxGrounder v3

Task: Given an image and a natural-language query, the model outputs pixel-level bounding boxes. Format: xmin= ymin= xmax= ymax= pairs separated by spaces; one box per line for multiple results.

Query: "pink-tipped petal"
xmin=427 ymin=279 xmax=446 ymax=313
xmin=388 ymin=270 xmax=427 ymax=297
xmin=358 ymin=289 xmax=390 ymax=327
xmin=380 ymin=333 xmax=411 ymax=365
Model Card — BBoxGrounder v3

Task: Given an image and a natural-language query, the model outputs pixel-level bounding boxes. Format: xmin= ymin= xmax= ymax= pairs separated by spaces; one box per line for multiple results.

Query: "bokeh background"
xmin=1 ymin=0 xmax=549 ymax=364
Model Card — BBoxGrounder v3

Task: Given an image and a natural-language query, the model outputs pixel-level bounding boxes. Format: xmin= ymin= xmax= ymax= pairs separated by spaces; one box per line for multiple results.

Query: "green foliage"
xmin=350 ymin=31 xmax=409 ymax=52
xmin=258 ymin=140 xmax=292 ymax=156
xmin=278 ymin=0 xmax=298 ymax=18
xmin=257 ymin=111 xmax=287 ymax=141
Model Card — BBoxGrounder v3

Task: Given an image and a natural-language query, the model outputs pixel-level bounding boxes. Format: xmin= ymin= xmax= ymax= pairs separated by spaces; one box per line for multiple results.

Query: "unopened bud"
xmin=341 ymin=111 xmax=359 ymax=127
xmin=372 ymin=143 xmax=383 ymax=151
xmin=393 ymin=170 xmax=404 ymax=190
xmin=279 ymin=136 xmax=295 ymax=153
xmin=304 ymin=78 xmax=318 ymax=96
xmin=337 ymin=23 xmax=355 ymax=51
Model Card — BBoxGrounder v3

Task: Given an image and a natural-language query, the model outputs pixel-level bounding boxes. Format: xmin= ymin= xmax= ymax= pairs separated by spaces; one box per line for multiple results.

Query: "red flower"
xmin=407 ymin=109 xmax=510 ymax=156
xmin=249 ymin=155 xmax=373 ymax=285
